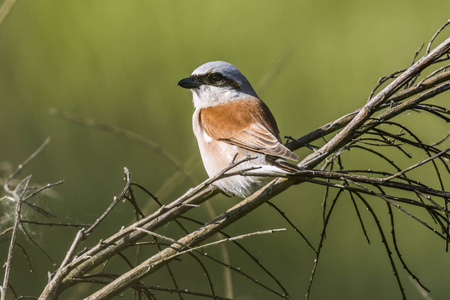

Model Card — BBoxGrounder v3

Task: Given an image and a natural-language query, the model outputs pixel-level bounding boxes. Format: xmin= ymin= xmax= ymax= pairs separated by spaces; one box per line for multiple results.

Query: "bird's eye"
xmin=209 ymin=73 xmax=224 ymax=83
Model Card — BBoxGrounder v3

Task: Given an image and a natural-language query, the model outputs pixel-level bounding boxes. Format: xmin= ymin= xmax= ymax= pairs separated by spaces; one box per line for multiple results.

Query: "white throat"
xmin=192 ymin=84 xmax=259 ymax=109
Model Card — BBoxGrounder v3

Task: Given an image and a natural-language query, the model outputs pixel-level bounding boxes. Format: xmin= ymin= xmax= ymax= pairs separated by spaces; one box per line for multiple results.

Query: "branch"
xmin=1 ymin=138 xmax=59 ymax=300
xmin=1 ymin=179 xmax=25 ymax=300
xmin=85 ymin=180 xmax=292 ymax=299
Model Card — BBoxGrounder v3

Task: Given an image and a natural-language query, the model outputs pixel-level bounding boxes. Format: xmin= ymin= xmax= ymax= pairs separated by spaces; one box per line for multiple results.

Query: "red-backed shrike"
xmin=178 ymin=61 xmax=299 ymax=198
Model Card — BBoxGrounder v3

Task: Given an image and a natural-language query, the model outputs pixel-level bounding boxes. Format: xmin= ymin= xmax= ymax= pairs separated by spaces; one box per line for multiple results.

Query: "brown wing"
xmin=199 ymin=98 xmax=299 ymax=161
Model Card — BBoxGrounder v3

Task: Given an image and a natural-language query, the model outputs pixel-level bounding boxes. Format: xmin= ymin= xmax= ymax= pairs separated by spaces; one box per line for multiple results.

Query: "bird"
xmin=178 ymin=61 xmax=299 ymax=198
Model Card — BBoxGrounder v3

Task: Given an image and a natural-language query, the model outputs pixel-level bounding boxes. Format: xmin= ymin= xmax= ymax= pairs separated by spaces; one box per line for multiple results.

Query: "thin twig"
xmin=20 ymin=220 xmax=90 ymax=228
xmin=178 ymin=215 xmax=290 ymax=297
xmin=134 ymin=227 xmax=289 ymax=299
xmin=84 ymin=167 xmax=132 ymax=235
xmin=135 ymin=227 xmax=286 ymax=257
xmin=426 ymin=20 xmax=450 ymax=54
xmin=4 ymin=138 xmax=51 ymax=193
xmin=352 ymin=191 xmax=406 ymax=299
xmin=1 ymin=138 xmax=53 ymax=300
xmin=267 ymin=201 xmax=317 ymax=253
xmin=306 ymin=189 xmax=342 ymax=300
xmin=385 ymin=148 xmax=450 ymax=181
xmin=1 ymin=187 xmax=23 ymax=300
xmin=59 ymin=229 xmax=85 ymax=269
xmin=385 ymin=201 xmax=430 ymax=292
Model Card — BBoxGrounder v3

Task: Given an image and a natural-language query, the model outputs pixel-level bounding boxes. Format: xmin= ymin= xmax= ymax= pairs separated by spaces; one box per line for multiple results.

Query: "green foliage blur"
xmin=0 ymin=0 xmax=449 ymax=299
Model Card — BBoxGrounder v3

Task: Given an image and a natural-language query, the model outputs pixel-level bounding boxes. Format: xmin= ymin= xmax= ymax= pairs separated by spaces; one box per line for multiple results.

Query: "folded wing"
xmin=199 ymin=98 xmax=299 ymax=162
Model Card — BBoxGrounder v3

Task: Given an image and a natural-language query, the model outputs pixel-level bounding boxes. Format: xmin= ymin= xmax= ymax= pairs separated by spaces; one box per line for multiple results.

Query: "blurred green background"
xmin=1 ymin=0 xmax=449 ymax=299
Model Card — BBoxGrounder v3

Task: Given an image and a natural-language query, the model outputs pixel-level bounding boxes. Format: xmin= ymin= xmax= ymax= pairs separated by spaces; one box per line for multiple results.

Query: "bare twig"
xmin=306 ymin=189 xmax=342 ymax=300
xmin=352 ymin=191 xmax=406 ymax=299
xmin=87 ymin=221 xmax=290 ymax=299
xmin=267 ymin=201 xmax=317 ymax=253
xmin=4 ymin=138 xmax=51 ymax=193
xmin=178 ymin=215 xmax=290 ymax=297
xmin=1 ymin=138 xmax=57 ymax=300
xmin=1 ymin=184 xmax=24 ymax=300
xmin=426 ymin=20 xmax=450 ymax=54
xmin=135 ymin=227 xmax=286 ymax=257
xmin=20 ymin=220 xmax=90 ymax=228
xmin=385 ymin=148 xmax=450 ymax=180
xmin=84 ymin=167 xmax=132 ymax=235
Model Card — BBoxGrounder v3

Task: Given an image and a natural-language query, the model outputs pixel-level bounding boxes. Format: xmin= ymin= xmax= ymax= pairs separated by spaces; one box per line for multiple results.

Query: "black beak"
xmin=177 ymin=77 xmax=201 ymax=89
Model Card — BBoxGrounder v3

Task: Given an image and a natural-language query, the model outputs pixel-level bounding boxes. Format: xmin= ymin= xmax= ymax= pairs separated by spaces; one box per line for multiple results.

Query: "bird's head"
xmin=178 ymin=61 xmax=258 ymax=109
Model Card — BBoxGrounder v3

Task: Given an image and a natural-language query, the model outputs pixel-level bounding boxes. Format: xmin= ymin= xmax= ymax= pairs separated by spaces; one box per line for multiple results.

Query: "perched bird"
xmin=178 ymin=61 xmax=299 ymax=198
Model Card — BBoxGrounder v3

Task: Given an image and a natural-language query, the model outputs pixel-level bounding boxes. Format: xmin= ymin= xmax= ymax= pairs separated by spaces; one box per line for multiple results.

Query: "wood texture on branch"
xmin=39 ymin=186 xmax=219 ymax=299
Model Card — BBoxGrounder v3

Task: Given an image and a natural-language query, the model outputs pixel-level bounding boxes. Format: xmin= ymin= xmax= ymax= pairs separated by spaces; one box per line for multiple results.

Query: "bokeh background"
xmin=1 ymin=0 xmax=449 ymax=299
